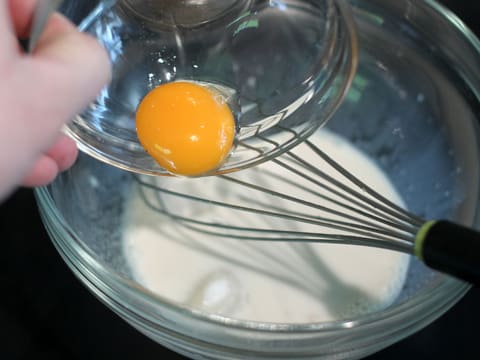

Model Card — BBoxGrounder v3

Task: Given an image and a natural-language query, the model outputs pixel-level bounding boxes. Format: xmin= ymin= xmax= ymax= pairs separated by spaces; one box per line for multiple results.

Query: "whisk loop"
xmin=134 ymin=130 xmax=480 ymax=286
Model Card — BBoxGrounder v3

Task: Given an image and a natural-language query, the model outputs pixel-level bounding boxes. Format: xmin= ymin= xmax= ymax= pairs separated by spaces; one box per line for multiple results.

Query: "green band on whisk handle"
xmin=415 ymin=220 xmax=480 ymax=286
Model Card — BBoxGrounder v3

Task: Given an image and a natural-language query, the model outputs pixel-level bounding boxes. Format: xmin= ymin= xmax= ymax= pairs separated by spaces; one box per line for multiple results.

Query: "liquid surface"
xmin=122 ymin=130 xmax=410 ymax=323
xmin=135 ymin=81 xmax=236 ymax=176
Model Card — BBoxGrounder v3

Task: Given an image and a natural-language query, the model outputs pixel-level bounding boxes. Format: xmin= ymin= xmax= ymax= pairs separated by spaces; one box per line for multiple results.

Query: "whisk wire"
xmin=135 ymin=175 xmax=415 ymax=253
xmin=258 ymin=128 xmax=422 ymax=229
xmin=269 ymin=155 xmax=418 ymax=233
xmin=132 ymin=123 xmax=480 ymax=286
xmin=132 ymin=125 xmax=429 ymax=256
xmin=221 ymin=174 xmax=415 ymax=242
xmin=304 ymin=139 xmax=424 ymax=226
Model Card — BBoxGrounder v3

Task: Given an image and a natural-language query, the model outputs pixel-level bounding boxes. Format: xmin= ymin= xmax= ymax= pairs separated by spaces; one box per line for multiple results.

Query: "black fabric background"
xmin=1 ymin=1 xmax=479 ymax=359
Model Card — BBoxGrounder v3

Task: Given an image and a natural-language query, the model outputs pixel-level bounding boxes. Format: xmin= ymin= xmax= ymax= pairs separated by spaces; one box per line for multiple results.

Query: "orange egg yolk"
xmin=136 ymin=81 xmax=236 ymax=176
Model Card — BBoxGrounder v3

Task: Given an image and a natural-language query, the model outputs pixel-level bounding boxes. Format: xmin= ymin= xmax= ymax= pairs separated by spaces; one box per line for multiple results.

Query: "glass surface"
xmin=37 ymin=0 xmax=480 ymax=359
xmin=59 ymin=0 xmax=357 ymax=176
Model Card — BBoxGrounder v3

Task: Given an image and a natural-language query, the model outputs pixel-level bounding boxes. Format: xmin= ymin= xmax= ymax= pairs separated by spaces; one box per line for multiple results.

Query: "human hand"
xmin=0 ymin=0 xmax=111 ymax=201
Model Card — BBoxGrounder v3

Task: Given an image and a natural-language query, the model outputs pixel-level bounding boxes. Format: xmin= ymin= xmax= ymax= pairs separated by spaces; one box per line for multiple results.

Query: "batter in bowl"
xmin=122 ymin=129 xmax=410 ymax=323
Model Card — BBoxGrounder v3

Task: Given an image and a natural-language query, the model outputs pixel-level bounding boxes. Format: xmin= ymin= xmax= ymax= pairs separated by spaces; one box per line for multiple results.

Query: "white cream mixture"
xmin=122 ymin=129 xmax=410 ymax=323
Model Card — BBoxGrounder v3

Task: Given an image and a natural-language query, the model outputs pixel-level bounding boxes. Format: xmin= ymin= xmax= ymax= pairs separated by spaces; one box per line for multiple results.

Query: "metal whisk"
xmin=134 ymin=129 xmax=480 ymax=286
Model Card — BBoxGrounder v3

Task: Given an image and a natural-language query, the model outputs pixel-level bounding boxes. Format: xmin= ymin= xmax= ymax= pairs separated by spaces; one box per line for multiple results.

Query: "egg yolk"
xmin=136 ymin=81 xmax=236 ymax=176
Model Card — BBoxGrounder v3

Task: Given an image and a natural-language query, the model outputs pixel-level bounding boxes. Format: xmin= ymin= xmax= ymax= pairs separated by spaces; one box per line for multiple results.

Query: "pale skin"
xmin=0 ymin=0 xmax=111 ymax=201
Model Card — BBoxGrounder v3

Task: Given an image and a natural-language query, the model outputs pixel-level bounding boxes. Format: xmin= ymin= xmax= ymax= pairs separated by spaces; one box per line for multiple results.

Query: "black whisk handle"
xmin=415 ymin=220 xmax=480 ymax=286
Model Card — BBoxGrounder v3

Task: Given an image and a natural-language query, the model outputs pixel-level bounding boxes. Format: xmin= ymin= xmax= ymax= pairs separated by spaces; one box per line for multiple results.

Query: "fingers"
xmin=32 ymin=10 xmax=77 ymax=44
xmin=0 ymin=0 xmax=37 ymax=58
xmin=0 ymin=3 xmax=110 ymax=195
xmin=45 ymin=134 xmax=78 ymax=171
xmin=33 ymin=13 xmax=111 ymax=116
xmin=0 ymin=1 xmax=23 ymax=58
xmin=8 ymin=0 xmax=37 ymax=38
xmin=21 ymin=154 xmax=59 ymax=187
xmin=22 ymin=134 xmax=78 ymax=187
xmin=12 ymin=12 xmax=111 ymax=151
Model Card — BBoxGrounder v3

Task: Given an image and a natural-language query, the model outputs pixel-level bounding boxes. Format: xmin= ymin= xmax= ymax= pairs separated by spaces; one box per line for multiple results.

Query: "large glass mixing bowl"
xmin=59 ymin=0 xmax=357 ymax=176
xmin=36 ymin=0 xmax=480 ymax=359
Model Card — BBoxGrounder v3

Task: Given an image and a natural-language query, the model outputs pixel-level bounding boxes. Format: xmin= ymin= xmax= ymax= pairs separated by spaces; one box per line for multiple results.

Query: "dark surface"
xmin=2 ymin=1 xmax=480 ymax=359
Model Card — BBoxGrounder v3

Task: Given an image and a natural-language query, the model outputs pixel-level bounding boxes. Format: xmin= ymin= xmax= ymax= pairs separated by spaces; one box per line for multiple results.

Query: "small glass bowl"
xmin=37 ymin=0 xmax=480 ymax=359
xmin=59 ymin=0 xmax=357 ymax=176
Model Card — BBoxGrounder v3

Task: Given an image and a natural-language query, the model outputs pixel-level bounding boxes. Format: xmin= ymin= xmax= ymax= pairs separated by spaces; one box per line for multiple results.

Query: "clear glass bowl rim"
xmin=64 ymin=0 xmax=359 ymax=177
xmin=35 ymin=0 xmax=477 ymax=339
